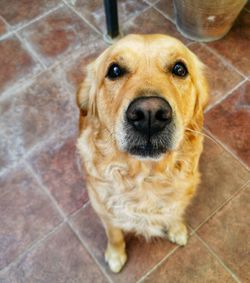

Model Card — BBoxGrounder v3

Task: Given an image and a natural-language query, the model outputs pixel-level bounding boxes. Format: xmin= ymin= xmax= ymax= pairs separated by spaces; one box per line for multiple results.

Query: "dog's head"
xmin=78 ymin=34 xmax=208 ymax=160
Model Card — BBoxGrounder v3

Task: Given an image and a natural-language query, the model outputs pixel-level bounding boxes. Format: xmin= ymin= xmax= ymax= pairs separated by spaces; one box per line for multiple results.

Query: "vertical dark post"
xmin=103 ymin=0 xmax=119 ymax=38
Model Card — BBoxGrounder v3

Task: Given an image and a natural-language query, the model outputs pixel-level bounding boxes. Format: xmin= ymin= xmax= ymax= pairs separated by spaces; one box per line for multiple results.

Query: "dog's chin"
xmin=126 ymin=143 xmax=169 ymax=160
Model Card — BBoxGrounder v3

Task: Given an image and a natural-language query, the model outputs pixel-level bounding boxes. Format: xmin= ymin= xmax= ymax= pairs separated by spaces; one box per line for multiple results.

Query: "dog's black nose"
xmin=126 ymin=96 xmax=172 ymax=136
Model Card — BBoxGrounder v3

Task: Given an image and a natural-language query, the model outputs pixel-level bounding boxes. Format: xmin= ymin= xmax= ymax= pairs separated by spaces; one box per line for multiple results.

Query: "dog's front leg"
xmin=103 ymin=221 xmax=127 ymax=273
xmin=167 ymin=221 xmax=188 ymax=246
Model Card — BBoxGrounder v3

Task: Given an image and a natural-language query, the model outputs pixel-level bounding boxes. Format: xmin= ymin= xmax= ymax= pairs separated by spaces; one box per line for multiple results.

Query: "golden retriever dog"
xmin=77 ymin=34 xmax=208 ymax=273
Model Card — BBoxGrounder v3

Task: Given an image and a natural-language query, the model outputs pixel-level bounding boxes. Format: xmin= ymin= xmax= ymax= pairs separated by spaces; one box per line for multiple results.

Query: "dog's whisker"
xmin=185 ymin=127 xmax=222 ymax=148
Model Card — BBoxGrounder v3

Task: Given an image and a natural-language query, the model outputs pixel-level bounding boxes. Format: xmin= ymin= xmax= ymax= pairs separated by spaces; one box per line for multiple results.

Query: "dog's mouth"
xmin=128 ymin=142 xmax=168 ymax=158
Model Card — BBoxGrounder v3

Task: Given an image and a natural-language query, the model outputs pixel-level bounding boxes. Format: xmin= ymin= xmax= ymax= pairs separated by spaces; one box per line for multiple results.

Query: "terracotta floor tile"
xmin=189 ymin=43 xmax=244 ymax=106
xmin=0 ymin=17 xmax=8 ymax=37
xmin=0 ymin=35 xmax=41 ymax=94
xmin=205 ymin=80 xmax=250 ymax=167
xmin=186 ymin=136 xmax=249 ymax=229
xmin=4 ymin=224 xmax=108 ymax=283
xmin=53 ymin=38 xmax=107 ymax=93
xmin=155 ymin=0 xmax=175 ymax=22
xmin=0 ymin=164 xmax=61 ymax=270
xmin=19 ymin=5 xmax=98 ymax=67
xmin=0 ymin=71 xmax=76 ymax=173
xmin=144 ymin=235 xmax=235 ymax=283
xmin=66 ymin=0 xmax=149 ymax=33
xmin=208 ymin=10 xmax=250 ymax=77
xmin=28 ymin=136 xmax=88 ymax=216
xmin=71 ymin=203 xmax=178 ymax=282
xmin=198 ymin=184 xmax=250 ymax=282
xmin=0 ymin=0 xmax=61 ymax=29
xmin=124 ymin=7 xmax=190 ymax=44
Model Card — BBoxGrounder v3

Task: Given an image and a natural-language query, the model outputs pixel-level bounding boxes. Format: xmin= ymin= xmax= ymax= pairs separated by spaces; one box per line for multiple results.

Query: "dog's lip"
xmin=128 ymin=142 xmax=167 ymax=157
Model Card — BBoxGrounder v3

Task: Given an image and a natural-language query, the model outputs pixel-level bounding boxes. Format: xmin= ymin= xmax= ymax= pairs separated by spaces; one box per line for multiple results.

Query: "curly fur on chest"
xmin=77 ymin=122 xmax=202 ymax=239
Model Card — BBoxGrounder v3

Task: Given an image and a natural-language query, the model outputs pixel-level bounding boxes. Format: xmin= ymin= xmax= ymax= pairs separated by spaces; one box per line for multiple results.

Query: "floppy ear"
xmin=77 ymin=62 xmax=97 ymax=117
xmin=190 ymin=53 xmax=209 ymax=129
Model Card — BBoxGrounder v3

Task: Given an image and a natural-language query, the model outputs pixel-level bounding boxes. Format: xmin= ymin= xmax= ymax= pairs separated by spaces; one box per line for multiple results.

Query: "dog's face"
xmin=78 ymin=34 xmax=208 ymax=159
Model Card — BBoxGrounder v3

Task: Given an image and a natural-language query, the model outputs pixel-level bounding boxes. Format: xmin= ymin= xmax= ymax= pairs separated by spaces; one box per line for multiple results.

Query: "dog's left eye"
xmin=106 ymin=63 xmax=126 ymax=80
xmin=172 ymin=62 xmax=188 ymax=77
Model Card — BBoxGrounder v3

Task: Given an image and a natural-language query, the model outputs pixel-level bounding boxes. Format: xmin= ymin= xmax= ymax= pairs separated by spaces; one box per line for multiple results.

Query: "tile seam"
xmin=204 ymin=128 xmax=249 ymax=171
xmin=14 ymin=31 xmax=47 ymax=70
xmin=122 ymin=4 xmax=153 ymax=31
xmin=195 ymin=234 xmax=242 ymax=283
xmin=152 ymin=5 xmax=175 ymax=25
xmin=136 ymin=246 xmax=180 ymax=283
xmin=67 ymin=220 xmax=113 ymax=283
xmin=205 ymin=78 xmax=247 ymax=113
xmin=61 ymin=0 xmax=102 ymax=36
xmin=7 ymin=3 xmax=63 ymax=33
xmin=25 ymin=161 xmax=112 ymax=283
xmin=201 ymin=43 xmax=247 ymax=79
xmin=192 ymin=181 xmax=250 ymax=232
xmin=0 ymin=222 xmax=64 ymax=275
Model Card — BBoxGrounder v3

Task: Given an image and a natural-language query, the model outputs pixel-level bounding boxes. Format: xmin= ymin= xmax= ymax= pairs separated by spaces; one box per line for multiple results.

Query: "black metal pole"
xmin=103 ymin=0 xmax=119 ymax=38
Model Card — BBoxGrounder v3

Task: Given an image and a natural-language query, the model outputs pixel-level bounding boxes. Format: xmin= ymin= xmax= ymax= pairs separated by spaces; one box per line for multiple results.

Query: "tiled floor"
xmin=0 ymin=1 xmax=249 ymax=282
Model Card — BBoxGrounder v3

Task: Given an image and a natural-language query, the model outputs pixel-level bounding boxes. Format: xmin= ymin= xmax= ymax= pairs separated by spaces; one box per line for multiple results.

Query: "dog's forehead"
xmin=108 ymin=34 xmax=187 ymax=61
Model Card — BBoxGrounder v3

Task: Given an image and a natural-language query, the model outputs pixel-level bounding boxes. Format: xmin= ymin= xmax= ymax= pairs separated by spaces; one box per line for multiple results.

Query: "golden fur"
xmin=77 ymin=34 xmax=208 ymax=272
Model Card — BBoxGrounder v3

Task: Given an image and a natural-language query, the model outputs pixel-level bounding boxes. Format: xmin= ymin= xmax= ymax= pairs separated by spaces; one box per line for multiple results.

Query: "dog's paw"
xmin=167 ymin=223 xmax=188 ymax=246
xmin=105 ymin=246 xmax=127 ymax=273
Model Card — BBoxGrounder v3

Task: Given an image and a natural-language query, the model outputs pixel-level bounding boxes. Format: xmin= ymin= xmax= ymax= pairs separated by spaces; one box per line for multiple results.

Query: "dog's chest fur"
xmin=78 ymin=123 xmax=202 ymax=239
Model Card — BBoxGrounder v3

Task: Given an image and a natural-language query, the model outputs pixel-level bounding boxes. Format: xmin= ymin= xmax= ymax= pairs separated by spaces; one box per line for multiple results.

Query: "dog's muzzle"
xmin=124 ymin=95 xmax=175 ymax=158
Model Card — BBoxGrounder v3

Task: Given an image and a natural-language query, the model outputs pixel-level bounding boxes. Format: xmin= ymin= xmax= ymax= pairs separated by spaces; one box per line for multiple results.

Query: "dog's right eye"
xmin=106 ymin=63 xmax=126 ymax=80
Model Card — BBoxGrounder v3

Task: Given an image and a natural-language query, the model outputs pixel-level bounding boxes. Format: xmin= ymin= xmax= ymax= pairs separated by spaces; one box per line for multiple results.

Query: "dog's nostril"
xmin=128 ymin=110 xmax=144 ymax=122
xmin=126 ymin=96 xmax=173 ymax=135
xmin=155 ymin=109 xmax=172 ymax=122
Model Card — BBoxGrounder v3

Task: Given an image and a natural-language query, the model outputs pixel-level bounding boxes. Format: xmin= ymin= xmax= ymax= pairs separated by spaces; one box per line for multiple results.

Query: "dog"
xmin=77 ymin=34 xmax=208 ymax=273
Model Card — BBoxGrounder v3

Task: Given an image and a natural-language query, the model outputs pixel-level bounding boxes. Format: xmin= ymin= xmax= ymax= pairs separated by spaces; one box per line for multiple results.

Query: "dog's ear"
xmin=189 ymin=53 xmax=209 ymax=129
xmin=77 ymin=62 xmax=97 ymax=117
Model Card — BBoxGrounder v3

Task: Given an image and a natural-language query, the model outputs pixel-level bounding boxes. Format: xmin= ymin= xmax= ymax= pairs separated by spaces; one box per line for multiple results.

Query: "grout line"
xmin=123 ymin=4 xmax=153 ymax=32
xmin=14 ymin=31 xmax=47 ymax=70
xmin=0 ymin=123 xmax=75 ymax=178
xmin=205 ymin=78 xmax=247 ymax=113
xmin=0 ymin=4 xmax=63 ymax=42
xmin=101 ymin=0 xmax=154 ymax=36
xmin=137 ymin=246 xmax=180 ymax=283
xmin=152 ymin=5 xmax=176 ymax=25
xmin=2 ymin=4 xmax=63 ymax=39
xmin=69 ymin=200 xmax=90 ymax=219
xmin=62 ymin=0 xmax=102 ymax=36
xmin=0 ymin=222 xmax=64 ymax=275
xmin=204 ymin=128 xmax=249 ymax=171
xmin=0 ymin=57 xmax=53 ymax=101
xmin=186 ymin=41 xmax=195 ymax=47
xmin=0 ymin=30 xmax=13 ymax=41
xmin=25 ymin=161 xmax=67 ymax=221
xmin=193 ymin=181 xmax=250 ymax=233
xmin=0 ymin=16 xmax=12 ymax=40
xmin=143 ymin=0 xmax=160 ymax=7
xmin=24 ymin=161 xmax=112 ymax=282
xmin=0 ymin=19 xmax=106 ymax=101
xmin=0 ymin=37 xmax=83 ymax=100
xmin=0 ymin=15 xmax=11 ymax=27
xmin=137 ymin=226 xmax=197 ymax=282
xmin=201 ymin=43 xmax=247 ymax=79
xmin=67 ymin=220 xmax=113 ymax=283
xmin=195 ymin=234 xmax=242 ymax=283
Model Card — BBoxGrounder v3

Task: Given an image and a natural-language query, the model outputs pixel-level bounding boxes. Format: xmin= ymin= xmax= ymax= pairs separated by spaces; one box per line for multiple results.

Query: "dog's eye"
xmin=106 ymin=63 xmax=126 ymax=80
xmin=172 ymin=62 xmax=188 ymax=77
